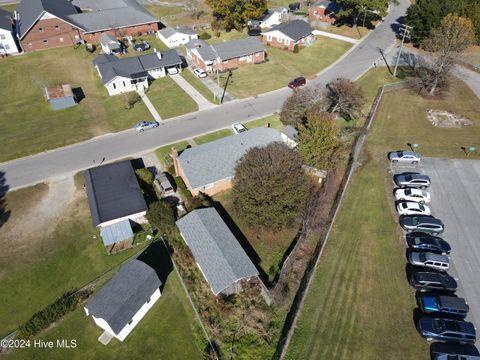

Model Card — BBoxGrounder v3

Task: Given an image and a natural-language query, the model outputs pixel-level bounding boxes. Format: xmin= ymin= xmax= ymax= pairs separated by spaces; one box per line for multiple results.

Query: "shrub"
xmin=293 ymin=44 xmax=299 ymax=53
xmin=135 ymin=168 xmax=154 ymax=185
xmin=199 ymin=31 xmax=212 ymax=40
xmin=124 ymin=92 xmax=141 ymax=109
xmin=146 ymin=200 xmax=175 ymax=234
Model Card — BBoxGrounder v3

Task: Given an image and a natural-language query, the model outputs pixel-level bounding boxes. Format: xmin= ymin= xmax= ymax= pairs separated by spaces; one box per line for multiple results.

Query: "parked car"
xmin=247 ymin=27 xmax=262 ymax=36
xmin=193 ymin=68 xmax=207 ymax=78
xmin=409 ymin=269 xmax=457 ymax=292
xmin=394 ymin=188 xmax=431 ymax=203
xmin=394 ymin=173 xmax=431 ymax=189
xmin=418 ymin=318 xmax=476 ymax=344
xmin=408 ymin=251 xmax=450 ymax=271
xmin=134 ymin=120 xmax=159 ymax=132
xmin=231 ymin=122 xmax=247 ymax=134
xmin=417 ymin=293 xmax=469 ymax=317
xmin=167 ymin=67 xmax=179 ymax=75
xmin=388 ymin=150 xmax=421 ymax=164
xmin=134 ymin=41 xmax=150 ymax=52
xmin=154 ymin=172 xmax=175 ymax=195
xmin=433 ymin=351 xmax=480 ymax=360
xmin=397 ymin=201 xmax=432 ymax=216
xmin=400 ymin=215 xmax=444 ymax=234
xmin=288 ymin=76 xmax=306 ymax=89
xmin=406 ymin=232 xmax=451 ymax=255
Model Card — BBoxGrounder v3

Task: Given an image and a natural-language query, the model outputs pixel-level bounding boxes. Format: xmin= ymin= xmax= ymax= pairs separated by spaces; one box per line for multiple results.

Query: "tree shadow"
xmin=137 ymin=241 xmax=173 ymax=293
xmin=0 ymin=171 xmax=10 ymax=230
xmin=390 ymin=16 xmax=407 ymax=38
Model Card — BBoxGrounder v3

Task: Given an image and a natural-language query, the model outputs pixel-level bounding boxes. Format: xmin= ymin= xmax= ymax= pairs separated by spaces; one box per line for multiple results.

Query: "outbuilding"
xmin=43 ymin=84 xmax=77 ymax=110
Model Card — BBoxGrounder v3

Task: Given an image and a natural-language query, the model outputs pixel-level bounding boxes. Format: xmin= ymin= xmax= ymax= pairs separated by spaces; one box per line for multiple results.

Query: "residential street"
xmin=0 ymin=0 xmax=410 ymax=191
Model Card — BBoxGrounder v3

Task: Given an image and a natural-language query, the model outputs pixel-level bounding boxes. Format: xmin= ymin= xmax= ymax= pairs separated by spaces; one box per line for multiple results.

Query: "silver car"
xmin=408 ymin=251 xmax=450 ymax=271
xmin=388 ymin=150 xmax=421 ymax=164
xmin=134 ymin=121 xmax=159 ymax=132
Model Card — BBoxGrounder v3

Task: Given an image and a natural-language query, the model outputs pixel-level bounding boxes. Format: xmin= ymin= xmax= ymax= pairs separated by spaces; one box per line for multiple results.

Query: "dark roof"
xmin=100 ymin=33 xmax=120 ymax=48
xmin=176 ymin=208 xmax=259 ymax=295
xmin=84 ymin=160 xmax=147 ymax=227
xmin=263 ymin=19 xmax=313 ymax=41
xmin=85 ymin=259 xmax=161 ymax=334
xmin=17 ymin=0 xmax=79 ymax=39
xmin=93 ymin=50 xmax=182 ymax=84
xmin=213 ymin=38 xmax=265 ymax=61
xmin=184 ymin=38 xmax=209 ymax=50
xmin=0 ymin=8 xmax=13 ymax=31
xmin=282 ymin=125 xmax=298 ymax=140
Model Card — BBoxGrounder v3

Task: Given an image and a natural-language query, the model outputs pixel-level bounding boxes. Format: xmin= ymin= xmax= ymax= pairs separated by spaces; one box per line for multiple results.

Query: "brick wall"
xmin=262 ymin=35 xmax=301 ymax=51
xmin=20 ymin=18 xmax=81 ymax=51
xmin=308 ymin=6 xmax=336 ymax=23
xmin=190 ymin=178 xmax=233 ymax=196
xmin=82 ymin=23 xmax=159 ymax=43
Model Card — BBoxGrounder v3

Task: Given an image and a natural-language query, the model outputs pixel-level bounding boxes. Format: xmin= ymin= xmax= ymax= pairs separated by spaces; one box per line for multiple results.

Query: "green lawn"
xmin=220 ymin=36 xmax=352 ymax=98
xmin=155 ymin=140 xmax=190 ymax=167
xmin=193 ymin=129 xmax=233 ymax=145
xmin=147 ymin=77 xmax=198 ymax=119
xmin=203 ymin=29 xmax=248 ymax=44
xmin=7 ymin=271 xmax=203 ymax=360
xmin=145 ymin=4 xmax=185 ymax=18
xmin=181 ymin=70 xmax=217 ymax=104
xmin=0 ymin=4 xmax=16 ymax=12
xmin=245 ymin=114 xmax=284 ymax=130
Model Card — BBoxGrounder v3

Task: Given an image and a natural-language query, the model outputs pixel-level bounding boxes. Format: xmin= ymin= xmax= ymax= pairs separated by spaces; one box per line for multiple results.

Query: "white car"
xmin=388 ymin=150 xmax=421 ymax=164
xmin=193 ymin=68 xmax=207 ymax=78
xmin=232 ymin=123 xmax=247 ymax=134
xmin=167 ymin=67 xmax=179 ymax=75
xmin=396 ymin=201 xmax=431 ymax=216
xmin=394 ymin=188 xmax=431 ymax=204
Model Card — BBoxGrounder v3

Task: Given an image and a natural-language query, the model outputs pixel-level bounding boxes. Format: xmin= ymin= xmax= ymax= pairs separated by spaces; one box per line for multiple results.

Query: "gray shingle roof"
xmin=93 ymin=50 xmax=182 ymax=84
xmin=158 ymin=26 xmax=196 ymax=39
xmin=0 ymin=8 xmax=13 ymax=31
xmin=176 ymin=208 xmax=259 ymax=295
xmin=100 ymin=219 xmax=133 ymax=246
xmin=282 ymin=125 xmax=298 ymax=139
xmin=17 ymin=0 xmax=79 ymax=38
xmin=85 ymin=259 xmax=161 ymax=334
xmin=213 ymin=37 xmax=265 ymax=61
xmin=263 ymin=19 xmax=313 ymax=41
xmin=84 ymin=160 xmax=147 ymax=227
xmin=177 ymin=127 xmax=283 ymax=190
xmin=184 ymin=38 xmax=209 ymax=50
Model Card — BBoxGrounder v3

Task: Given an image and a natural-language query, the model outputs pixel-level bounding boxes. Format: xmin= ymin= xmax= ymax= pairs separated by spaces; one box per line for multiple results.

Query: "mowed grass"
xmin=7 ymin=270 xmax=202 ymax=360
xmin=245 ymin=114 xmax=284 ymax=130
xmin=0 ymin=46 xmax=150 ymax=162
xmin=155 ymin=140 xmax=190 ymax=167
xmin=285 ymin=158 xmax=429 ymax=360
xmin=220 ymin=36 xmax=352 ymax=98
xmin=193 ymin=129 xmax=233 ymax=145
xmin=147 ymin=76 xmax=198 ymax=119
xmin=0 ymin=4 xmax=16 ymax=12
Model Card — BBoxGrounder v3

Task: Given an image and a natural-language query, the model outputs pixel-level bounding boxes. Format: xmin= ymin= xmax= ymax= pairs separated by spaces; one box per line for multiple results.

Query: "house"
xmin=84 ymin=160 xmax=147 ymax=253
xmin=43 ymin=84 xmax=77 ymax=110
xmin=156 ymin=26 xmax=197 ymax=48
xmin=261 ymin=19 xmax=314 ymax=51
xmin=0 ymin=9 xmax=19 ymax=54
xmin=289 ymin=3 xmax=301 ymax=12
xmin=84 ymin=259 xmax=161 ymax=342
xmin=15 ymin=0 xmax=159 ymax=52
xmin=172 ymin=127 xmax=284 ymax=196
xmin=308 ymin=0 xmax=338 ymax=23
xmin=259 ymin=7 xmax=289 ymax=29
xmin=93 ymin=50 xmax=182 ymax=96
xmin=176 ymin=207 xmax=259 ymax=296
xmin=189 ymin=37 xmax=265 ymax=73
xmin=100 ymin=33 xmax=122 ymax=55
xmin=281 ymin=125 xmax=298 ymax=148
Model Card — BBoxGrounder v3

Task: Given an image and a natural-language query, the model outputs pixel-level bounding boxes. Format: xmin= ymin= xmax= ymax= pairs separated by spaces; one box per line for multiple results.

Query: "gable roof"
xmin=16 ymin=0 xmax=80 ymax=38
xmin=176 ymin=208 xmax=259 ymax=295
xmin=100 ymin=33 xmax=119 ymax=47
xmin=282 ymin=125 xmax=298 ymax=140
xmin=184 ymin=38 xmax=209 ymax=50
xmin=84 ymin=160 xmax=147 ymax=227
xmin=85 ymin=259 xmax=161 ymax=334
xmin=100 ymin=219 xmax=133 ymax=246
xmin=177 ymin=127 xmax=283 ymax=190
xmin=93 ymin=50 xmax=182 ymax=84
xmin=263 ymin=19 xmax=313 ymax=41
xmin=0 ymin=8 xmax=13 ymax=31
xmin=194 ymin=38 xmax=265 ymax=62
xmin=158 ymin=26 xmax=196 ymax=39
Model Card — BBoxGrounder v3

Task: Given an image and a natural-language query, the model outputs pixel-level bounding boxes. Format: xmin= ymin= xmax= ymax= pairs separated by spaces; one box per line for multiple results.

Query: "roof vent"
xmin=156 ymin=51 xmax=162 ymax=60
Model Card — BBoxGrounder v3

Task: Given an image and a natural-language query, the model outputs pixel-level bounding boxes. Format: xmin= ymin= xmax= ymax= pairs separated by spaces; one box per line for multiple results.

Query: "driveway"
xmin=420 ymin=157 xmax=480 ymax=326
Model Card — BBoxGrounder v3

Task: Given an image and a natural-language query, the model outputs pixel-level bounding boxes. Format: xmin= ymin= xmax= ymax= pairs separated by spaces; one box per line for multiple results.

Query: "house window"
xmin=222 ymin=59 xmax=228 ymax=64
xmin=123 ymin=81 xmax=126 ymax=87
xmin=39 ymin=27 xmax=44 ymax=33
xmin=55 ymin=25 xmax=60 ymax=31
xmin=267 ymin=35 xmax=272 ymax=41
xmin=0 ymin=34 xmax=5 ymax=40
xmin=113 ymin=83 xmax=116 ymax=89
xmin=5 ymin=44 xmax=9 ymax=50
xmin=43 ymin=40 xmax=48 ymax=45
xmin=285 ymin=39 xmax=290 ymax=45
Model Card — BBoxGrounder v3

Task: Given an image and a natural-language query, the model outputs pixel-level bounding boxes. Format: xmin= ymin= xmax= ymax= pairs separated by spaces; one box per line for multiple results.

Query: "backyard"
xmin=285 ymin=75 xmax=480 ymax=359
xmin=219 ymin=36 xmax=352 ymax=98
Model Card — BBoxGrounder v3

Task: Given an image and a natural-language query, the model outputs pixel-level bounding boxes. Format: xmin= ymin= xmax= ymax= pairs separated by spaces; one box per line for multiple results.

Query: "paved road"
xmin=0 ymin=0 xmax=410 ymax=191
xmin=421 ymin=158 xmax=480 ymax=327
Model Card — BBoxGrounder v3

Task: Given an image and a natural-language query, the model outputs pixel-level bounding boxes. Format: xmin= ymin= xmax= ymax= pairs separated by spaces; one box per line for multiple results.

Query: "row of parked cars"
xmin=389 ymin=151 xmax=478 ymax=359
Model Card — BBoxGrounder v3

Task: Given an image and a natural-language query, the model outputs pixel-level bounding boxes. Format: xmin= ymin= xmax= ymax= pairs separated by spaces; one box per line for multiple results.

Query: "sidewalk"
xmin=312 ymin=30 xmax=360 ymax=44
xmin=137 ymin=90 xmax=162 ymax=121
xmin=170 ymin=73 xmax=215 ymax=111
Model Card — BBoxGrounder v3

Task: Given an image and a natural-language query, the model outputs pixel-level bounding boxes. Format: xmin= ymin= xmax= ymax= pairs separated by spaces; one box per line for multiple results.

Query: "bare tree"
xmin=280 ymin=85 xmax=325 ymax=127
xmin=325 ymin=78 xmax=365 ymax=121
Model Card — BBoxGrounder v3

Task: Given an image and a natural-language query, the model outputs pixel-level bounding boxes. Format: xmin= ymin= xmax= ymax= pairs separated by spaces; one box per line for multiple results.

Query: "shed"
xmin=100 ymin=219 xmax=134 ymax=254
xmin=44 ymin=84 xmax=77 ymax=110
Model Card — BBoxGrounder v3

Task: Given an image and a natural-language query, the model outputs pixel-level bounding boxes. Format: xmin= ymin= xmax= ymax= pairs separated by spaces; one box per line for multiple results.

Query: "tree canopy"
xmin=280 ymin=86 xmax=324 ymax=127
xmin=206 ymin=0 xmax=267 ymax=31
xmin=336 ymin=0 xmax=391 ymax=25
xmin=325 ymin=78 xmax=365 ymax=121
xmin=146 ymin=200 xmax=175 ymax=234
xmin=232 ymin=143 xmax=309 ymax=231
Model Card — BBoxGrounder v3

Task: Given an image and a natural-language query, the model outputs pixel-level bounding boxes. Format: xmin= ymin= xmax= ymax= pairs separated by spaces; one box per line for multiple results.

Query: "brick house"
xmin=16 ymin=0 xmax=158 ymax=52
xmin=308 ymin=0 xmax=339 ymax=23
xmin=172 ymin=127 xmax=285 ymax=196
xmin=261 ymin=20 xmax=314 ymax=51
xmin=188 ymin=37 xmax=265 ymax=73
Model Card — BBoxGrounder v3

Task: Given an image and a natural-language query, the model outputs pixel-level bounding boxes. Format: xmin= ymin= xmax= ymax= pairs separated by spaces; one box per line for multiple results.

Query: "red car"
xmin=288 ymin=76 xmax=306 ymax=89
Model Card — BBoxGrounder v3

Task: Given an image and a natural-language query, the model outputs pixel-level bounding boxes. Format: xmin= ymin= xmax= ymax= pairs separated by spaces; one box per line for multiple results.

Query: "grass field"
xmin=147 ymin=77 xmax=198 ymax=119
xmin=155 ymin=140 xmax=190 ymax=167
xmin=245 ymin=114 xmax=284 ymax=130
xmin=7 ymin=270 xmax=202 ymax=360
xmin=219 ymin=36 xmax=351 ymax=98
xmin=180 ymin=70 xmax=217 ymax=104
xmin=193 ymin=129 xmax=233 ymax=145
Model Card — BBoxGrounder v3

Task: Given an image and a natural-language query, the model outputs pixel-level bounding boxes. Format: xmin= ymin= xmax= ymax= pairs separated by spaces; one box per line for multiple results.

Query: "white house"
xmin=261 ymin=19 xmax=314 ymax=51
xmin=157 ymin=26 xmax=197 ymax=48
xmin=99 ymin=33 xmax=122 ymax=55
xmin=0 ymin=9 xmax=19 ymax=55
xmin=260 ymin=7 xmax=289 ymax=28
xmin=92 ymin=49 xmax=182 ymax=96
xmin=84 ymin=259 xmax=161 ymax=342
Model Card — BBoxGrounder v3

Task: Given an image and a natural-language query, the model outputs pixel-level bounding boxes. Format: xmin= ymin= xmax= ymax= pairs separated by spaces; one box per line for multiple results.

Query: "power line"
xmin=393 ymin=24 xmax=412 ymax=77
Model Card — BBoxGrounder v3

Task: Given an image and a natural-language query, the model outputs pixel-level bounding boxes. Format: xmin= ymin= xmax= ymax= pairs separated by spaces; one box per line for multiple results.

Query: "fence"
xmin=275 ymin=80 xmax=411 ymax=360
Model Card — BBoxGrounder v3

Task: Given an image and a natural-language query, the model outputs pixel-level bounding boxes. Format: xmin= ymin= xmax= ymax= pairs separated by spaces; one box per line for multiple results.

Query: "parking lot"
xmin=419 ymin=157 xmax=480 ymax=326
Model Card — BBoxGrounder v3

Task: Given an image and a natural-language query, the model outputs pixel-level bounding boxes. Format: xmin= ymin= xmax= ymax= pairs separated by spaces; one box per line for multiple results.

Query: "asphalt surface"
xmin=0 ymin=0 xmax=410 ymax=191
xmin=420 ymin=157 xmax=480 ymax=327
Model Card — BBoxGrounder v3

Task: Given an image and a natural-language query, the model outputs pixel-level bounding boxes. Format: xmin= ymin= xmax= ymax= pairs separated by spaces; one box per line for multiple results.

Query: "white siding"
xmin=98 ymin=210 xmax=147 ymax=228
xmin=104 ymin=76 xmax=148 ymax=96
xmin=0 ymin=28 xmax=19 ymax=54
xmin=157 ymin=31 xmax=198 ymax=49
xmin=261 ymin=29 xmax=294 ymax=43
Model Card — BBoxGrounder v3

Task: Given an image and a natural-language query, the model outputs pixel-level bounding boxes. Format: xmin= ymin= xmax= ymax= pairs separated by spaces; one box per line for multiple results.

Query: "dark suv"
xmin=418 ymin=318 xmax=476 ymax=344
xmin=406 ymin=232 xmax=451 ymax=255
xmin=400 ymin=215 xmax=445 ymax=235
xmin=409 ymin=269 xmax=457 ymax=292
xmin=288 ymin=76 xmax=306 ymax=89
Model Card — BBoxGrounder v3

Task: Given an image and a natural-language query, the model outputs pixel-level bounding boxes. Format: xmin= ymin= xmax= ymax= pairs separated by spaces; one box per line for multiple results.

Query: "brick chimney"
xmin=264 ymin=122 xmax=270 ymax=128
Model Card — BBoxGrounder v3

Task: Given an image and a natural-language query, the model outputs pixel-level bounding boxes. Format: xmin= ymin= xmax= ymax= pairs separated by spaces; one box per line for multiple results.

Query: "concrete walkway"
xmin=137 ymin=90 xmax=162 ymax=121
xmin=454 ymin=65 xmax=480 ymax=99
xmin=170 ymin=74 xmax=215 ymax=111
xmin=312 ymin=30 xmax=360 ymax=44
xmin=201 ymin=75 xmax=236 ymax=103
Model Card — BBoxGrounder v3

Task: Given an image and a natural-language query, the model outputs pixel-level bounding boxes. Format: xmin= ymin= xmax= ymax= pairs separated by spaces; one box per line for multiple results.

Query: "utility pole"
xmin=393 ymin=24 xmax=412 ymax=77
